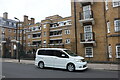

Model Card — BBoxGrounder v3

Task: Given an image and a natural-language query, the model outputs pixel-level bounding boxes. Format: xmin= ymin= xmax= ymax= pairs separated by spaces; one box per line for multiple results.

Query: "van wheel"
xmin=67 ymin=64 xmax=75 ymax=72
xmin=38 ymin=62 xmax=44 ymax=69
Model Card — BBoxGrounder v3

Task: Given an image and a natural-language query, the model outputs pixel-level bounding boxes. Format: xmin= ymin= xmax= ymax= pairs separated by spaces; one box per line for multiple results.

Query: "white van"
xmin=35 ymin=48 xmax=87 ymax=72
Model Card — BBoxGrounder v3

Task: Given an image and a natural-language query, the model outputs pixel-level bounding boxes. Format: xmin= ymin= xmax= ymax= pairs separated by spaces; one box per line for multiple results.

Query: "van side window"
xmin=38 ymin=50 xmax=45 ymax=55
xmin=46 ymin=50 xmax=54 ymax=56
xmin=53 ymin=50 xmax=69 ymax=58
xmin=38 ymin=50 xmax=54 ymax=56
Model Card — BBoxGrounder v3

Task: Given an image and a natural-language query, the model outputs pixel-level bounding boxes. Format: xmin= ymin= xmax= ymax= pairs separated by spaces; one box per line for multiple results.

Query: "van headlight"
xmin=75 ymin=59 xmax=83 ymax=62
xmin=75 ymin=59 xmax=85 ymax=62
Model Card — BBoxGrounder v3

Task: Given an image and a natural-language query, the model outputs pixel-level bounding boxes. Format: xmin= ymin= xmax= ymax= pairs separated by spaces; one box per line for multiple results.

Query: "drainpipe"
xmin=103 ymin=1 xmax=109 ymax=62
xmin=74 ymin=0 xmax=78 ymax=54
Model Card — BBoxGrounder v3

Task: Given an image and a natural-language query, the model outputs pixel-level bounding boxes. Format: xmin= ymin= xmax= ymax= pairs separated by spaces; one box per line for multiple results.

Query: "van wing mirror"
xmin=61 ymin=54 xmax=66 ymax=57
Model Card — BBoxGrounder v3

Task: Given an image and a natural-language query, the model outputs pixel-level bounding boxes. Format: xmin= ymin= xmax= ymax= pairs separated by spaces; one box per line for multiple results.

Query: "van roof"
xmin=38 ymin=48 xmax=68 ymax=51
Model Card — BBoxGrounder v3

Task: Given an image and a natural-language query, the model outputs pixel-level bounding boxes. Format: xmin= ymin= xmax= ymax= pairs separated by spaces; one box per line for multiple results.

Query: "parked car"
xmin=35 ymin=48 xmax=87 ymax=72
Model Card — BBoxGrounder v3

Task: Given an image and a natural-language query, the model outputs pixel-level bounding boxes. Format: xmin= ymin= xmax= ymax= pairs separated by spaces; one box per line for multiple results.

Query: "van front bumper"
xmin=75 ymin=62 xmax=88 ymax=70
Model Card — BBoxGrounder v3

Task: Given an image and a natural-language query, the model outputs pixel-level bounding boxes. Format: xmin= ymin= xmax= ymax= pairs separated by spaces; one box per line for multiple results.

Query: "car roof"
xmin=38 ymin=48 xmax=68 ymax=51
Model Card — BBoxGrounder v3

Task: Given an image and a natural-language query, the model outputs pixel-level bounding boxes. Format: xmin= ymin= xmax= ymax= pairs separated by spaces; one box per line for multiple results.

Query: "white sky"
xmin=0 ymin=0 xmax=71 ymax=23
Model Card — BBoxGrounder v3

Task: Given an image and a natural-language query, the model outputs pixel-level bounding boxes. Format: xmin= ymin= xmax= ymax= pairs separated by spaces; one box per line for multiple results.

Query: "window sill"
xmin=116 ymin=57 xmax=120 ymax=58
xmin=85 ymin=56 xmax=93 ymax=58
xmin=115 ymin=31 xmax=120 ymax=33
xmin=113 ymin=5 xmax=120 ymax=8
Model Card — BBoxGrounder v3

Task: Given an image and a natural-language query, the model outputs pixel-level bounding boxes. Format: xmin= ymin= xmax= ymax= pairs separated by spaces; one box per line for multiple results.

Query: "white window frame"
xmin=28 ymin=35 xmax=31 ymax=39
xmin=116 ymin=45 xmax=120 ymax=58
xmin=43 ymin=40 xmax=46 ymax=44
xmin=85 ymin=47 xmax=93 ymax=57
xmin=44 ymin=32 xmax=46 ymax=37
xmin=113 ymin=0 xmax=120 ymax=7
xmin=108 ymin=45 xmax=112 ymax=58
xmin=65 ymin=29 xmax=70 ymax=34
xmin=84 ymin=25 xmax=93 ymax=41
xmin=105 ymin=0 xmax=109 ymax=10
xmin=114 ymin=19 xmax=120 ymax=32
xmin=65 ymin=39 xmax=70 ymax=44
xmin=83 ymin=5 xmax=91 ymax=19
xmin=107 ymin=21 xmax=110 ymax=33
xmin=43 ymin=24 xmax=46 ymax=28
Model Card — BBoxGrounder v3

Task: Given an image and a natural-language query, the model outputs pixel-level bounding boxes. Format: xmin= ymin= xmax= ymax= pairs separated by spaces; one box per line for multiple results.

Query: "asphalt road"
xmin=2 ymin=62 xmax=119 ymax=78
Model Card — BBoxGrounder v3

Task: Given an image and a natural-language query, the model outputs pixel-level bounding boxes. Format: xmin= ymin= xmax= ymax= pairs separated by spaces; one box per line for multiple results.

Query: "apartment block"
xmin=105 ymin=0 xmax=120 ymax=62
xmin=24 ymin=15 xmax=72 ymax=54
xmin=71 ymin=0 xmax=120 ymax=63
xmin=0 ymin=12 xmax=17 ymax=58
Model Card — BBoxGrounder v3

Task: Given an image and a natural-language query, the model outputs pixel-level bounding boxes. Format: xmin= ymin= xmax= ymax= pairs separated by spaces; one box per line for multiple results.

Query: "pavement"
xmin=1 ymin=58 xmax=120 ymax=71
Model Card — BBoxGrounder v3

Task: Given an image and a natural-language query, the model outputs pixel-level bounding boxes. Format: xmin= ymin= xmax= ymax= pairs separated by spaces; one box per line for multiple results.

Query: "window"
xmin=113 ymin=0 xmax=120 ymax=7
xmin=14 ymin=30 xmax=16 ymax=33
xmin=43 ymin=24 xmax=46 ymax=28
xmin=83 ymin=5 xmax=91 ymax=19
xmin=65 ymin=30 xmax=70 ymax=34
xmin=66 ymin=21 xmax=71 ymax=25
xmin=105 ymin=0 xmax=108 ymax=10
xmin=114 ymin=19 xmax=120 ymax=32
xmin=28 ymin=35 xmax=31 ymax=39
xmin=38 ymin=26 xmax=41 ymax=30
xmin=108 ymin=45 xmax=112 ymax=58
xmin=85 ymin=47 xmax=93 ymax=57
xmin=20 ymin=30 xmax=22 ymax=33
xmin=64 ymin=50 xmax=77 ymax=57
xmin=33 ymin=27 xmax=36 ymax=31
xmin=6 ymin=21 xmax=9 ymax=26
xmin=2 ymin=28 xmax=5 ymax=32
xmin=44 ymin=32 xmax=46 ymax=37
xmin=59 ymin=22 xmax=64 ymax=26
xmin=84 ymin=25 xmax=93 ymax=40
xmin=8 ymin=29 xmax=11 ymax=32
xmin=18 ymin=24 xmax=22 ymax=27
xmin=38 ymin=50 xmax=45 ymax=55
xmin=38 ymin=50 xmax=53 ymax=56
xmin=53 ymin=50 xmax=69 ymax=58
xmin=116 ymin=45 xmax=120 ymax=58
xmin=65 ymin=39 xmax=70 ymax=44
xmin=14 ymin=23 xmax=16 ymax=27
xmin=43 ymin=40 xmax=46 ymax=44
xmin=107 ymin=21 xmax=110 ymax=33
xmin=14 ymin=36 xmax=16 ymax=39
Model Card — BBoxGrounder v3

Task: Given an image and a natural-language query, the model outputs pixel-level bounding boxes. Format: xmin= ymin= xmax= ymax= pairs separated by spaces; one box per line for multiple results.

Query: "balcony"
xmin=80 ymin=32 xmax=96 ymax=44
xmin=50 ymin=30 xmax=62 ymax=37
xmin=79 ymin=10 xmax=95 ymax=26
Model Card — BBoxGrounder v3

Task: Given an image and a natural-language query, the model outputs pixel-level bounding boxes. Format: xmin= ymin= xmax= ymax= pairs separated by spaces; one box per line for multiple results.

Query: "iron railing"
xmin=80 ymin=10 xmax=93 ymax=20
xmin=80 ymin=32 xmax=95 ymax=42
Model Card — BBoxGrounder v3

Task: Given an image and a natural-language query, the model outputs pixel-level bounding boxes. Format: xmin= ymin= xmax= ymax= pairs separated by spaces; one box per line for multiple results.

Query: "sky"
xmin=0 ymin=0 xmax=71 ymax=23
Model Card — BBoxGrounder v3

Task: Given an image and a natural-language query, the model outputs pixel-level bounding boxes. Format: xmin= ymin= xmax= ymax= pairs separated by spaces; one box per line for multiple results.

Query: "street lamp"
xmin=14 ymin=17 xmax=21 ymax=62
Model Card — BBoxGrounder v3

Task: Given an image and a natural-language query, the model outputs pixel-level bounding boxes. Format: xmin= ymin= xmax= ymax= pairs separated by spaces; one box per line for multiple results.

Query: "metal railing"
xmin=80 ymin=10 xmax=93 ymax=20
xmin=80 ymin=32 xmax=95 ymax=42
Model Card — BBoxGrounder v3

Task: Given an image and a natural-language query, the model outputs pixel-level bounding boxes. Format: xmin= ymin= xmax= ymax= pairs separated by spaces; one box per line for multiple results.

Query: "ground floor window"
xmin=108 ymin=45 xmax=112 ymax=58
xmin=85 ymin=47 xmax=93 ymax=57
xmin=116 ymin=45 xmax=120 ymax=58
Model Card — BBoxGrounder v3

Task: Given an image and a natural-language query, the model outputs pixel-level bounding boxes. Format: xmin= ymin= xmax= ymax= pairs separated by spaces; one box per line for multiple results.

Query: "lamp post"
xmin=14 ymin=17 xmax=21 ymax=62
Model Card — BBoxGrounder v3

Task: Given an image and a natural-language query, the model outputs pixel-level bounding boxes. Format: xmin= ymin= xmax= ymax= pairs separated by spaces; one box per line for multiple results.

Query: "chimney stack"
xmin=3 ymin=12 xmax=8 ymax=19
xmin=31 ymin=18 xmax=35 ymax=24
xmin=24 ymin=15 xmax=28 ymax=25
